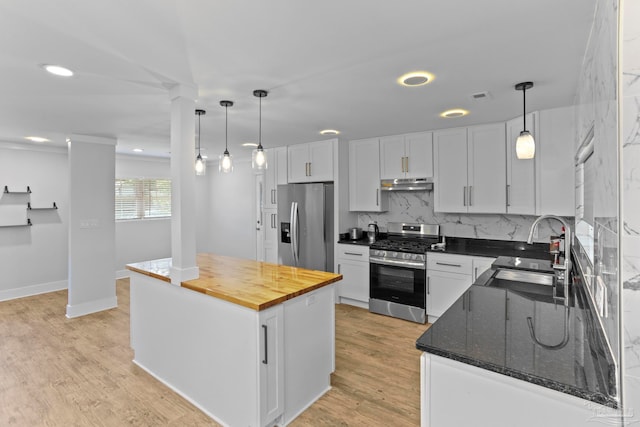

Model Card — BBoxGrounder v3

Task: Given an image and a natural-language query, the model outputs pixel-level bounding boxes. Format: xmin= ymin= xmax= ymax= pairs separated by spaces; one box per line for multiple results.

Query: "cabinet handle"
xmin=376 ymin=189 xmax=379 ymax=206
xmin=427 ymin=276 xmax=430 ymax=295
xmin=506 ymin=185 xmax=510 ymax=207
xmin=305 ymin=162 xmax=308 ymax=176
xmin=463 ymin=186 xmax=467 ymax=206
xmin=405 ymin=156 xmax=409 ymax=173
xmin=436 ymin=262 xmax=462 ymax=268
xmin=262 ymin=324 xmax=268 ymax=365
xmin=344 ymin=252 xmax=362 ymax=256
xmin=401 ymin=157 xmax=405 ymax=173
xmin=474 ymin=267 xmax=478 ymax=281
xmin=272 ymin=214 xmax=277 ymax=229
xmin=308 ymin=162 xmax=312 ymax=176
xmin=338 ymin=264 xmax=341 ymax=274
xmin=469 ymin=186 xmax=473 ymax=206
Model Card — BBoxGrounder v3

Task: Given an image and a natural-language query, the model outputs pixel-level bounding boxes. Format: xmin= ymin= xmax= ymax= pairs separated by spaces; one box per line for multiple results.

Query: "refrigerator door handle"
xmin=290 ymin=202 xmax=299 ymax=266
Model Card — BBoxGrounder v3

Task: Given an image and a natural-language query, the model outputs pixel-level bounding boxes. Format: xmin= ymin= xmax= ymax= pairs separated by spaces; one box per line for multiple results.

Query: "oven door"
xmin=370 ymin=258 xmax=426 ymax=308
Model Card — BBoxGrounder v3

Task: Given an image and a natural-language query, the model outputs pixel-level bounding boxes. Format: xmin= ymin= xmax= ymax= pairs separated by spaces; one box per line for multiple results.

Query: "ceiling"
xmin=0 ymin=0 xmax=596 ymax=160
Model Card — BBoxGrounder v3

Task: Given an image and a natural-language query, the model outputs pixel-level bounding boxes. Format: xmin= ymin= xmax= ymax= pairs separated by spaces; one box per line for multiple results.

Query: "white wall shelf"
xmin=3 ymin=185 xmax=31 ymax=194
xmin=27 ymin=202 xmax=57 ymax=210
xmin=0 ymin=218 xmax=32 ymax=228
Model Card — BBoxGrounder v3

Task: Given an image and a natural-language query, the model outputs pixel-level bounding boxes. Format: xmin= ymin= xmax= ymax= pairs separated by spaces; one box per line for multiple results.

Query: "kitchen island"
xmin=127 ymin=254 xmax=342 ymax=427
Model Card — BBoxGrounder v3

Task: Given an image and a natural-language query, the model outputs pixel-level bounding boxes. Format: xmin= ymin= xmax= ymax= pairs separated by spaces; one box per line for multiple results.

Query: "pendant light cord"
xmin=197 ymin=112 xmax=202 ymax=155
xmin=258 ymin=95 xmax=262 ymax=148
xmin=522 ymin=86 xmax=527 ymax=132
xmin=225 ymin=105 xmax=228 ymax=152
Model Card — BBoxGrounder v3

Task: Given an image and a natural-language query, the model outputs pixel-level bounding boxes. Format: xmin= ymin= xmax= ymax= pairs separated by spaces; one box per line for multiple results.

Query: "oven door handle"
xmin=370 ymin=257 xmax=426 ymax=270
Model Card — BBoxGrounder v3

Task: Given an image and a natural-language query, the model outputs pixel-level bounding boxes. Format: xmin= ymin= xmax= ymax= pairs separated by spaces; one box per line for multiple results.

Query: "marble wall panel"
xmin=622 ymin=0 xmax=640 ymax=419
xmin=357 ymin=191 xmax=564 ymax=242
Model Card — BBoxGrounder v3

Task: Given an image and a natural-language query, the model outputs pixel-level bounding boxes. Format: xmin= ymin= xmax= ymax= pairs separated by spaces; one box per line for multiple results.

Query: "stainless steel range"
xmin=369 ymin=222 xmax=440 ymax=323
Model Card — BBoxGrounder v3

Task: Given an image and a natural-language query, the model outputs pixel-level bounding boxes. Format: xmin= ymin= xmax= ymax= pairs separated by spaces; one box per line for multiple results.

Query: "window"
xmin=115 ymin=178 xmax=171 ymax=220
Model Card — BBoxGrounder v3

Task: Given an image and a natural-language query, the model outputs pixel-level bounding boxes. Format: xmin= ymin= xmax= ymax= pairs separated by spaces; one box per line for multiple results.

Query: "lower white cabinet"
xmin=259 ymin=304 xmax=285 ymax=425
xmin=336 ymin=244 xmax=369 ymax=308
xmin=421 ymin=352 xmax=615 ymax=427
xmin=264 ymin=208 xmax=278 ymax=264
xmin=426 ymin=253 xmax=495 ymax=322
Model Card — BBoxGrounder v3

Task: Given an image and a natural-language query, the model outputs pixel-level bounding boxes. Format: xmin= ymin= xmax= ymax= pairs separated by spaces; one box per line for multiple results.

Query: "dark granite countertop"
xmin=337 ymin=232 xmax=387 ymax=247
xmin=429 ymin=236 xmax=550 ymax=259
xmin=416 ymin=273 xmax=618 ymax=408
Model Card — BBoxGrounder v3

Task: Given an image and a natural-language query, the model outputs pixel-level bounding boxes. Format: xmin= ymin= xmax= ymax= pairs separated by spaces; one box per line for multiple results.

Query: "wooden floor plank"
xmin=0 ymin=280 xmax=429 ymax=426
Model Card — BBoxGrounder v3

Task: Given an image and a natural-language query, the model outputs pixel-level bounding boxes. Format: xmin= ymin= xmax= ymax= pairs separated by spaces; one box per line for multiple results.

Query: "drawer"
xmin=337 ymin=243 xmax=369 ymax=261
xmin=427 ymin=253 xmax=472 ymax=274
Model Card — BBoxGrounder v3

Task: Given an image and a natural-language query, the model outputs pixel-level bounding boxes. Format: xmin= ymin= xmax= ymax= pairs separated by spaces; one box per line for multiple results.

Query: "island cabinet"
xmin=127 ymin=254 xmax=341 ymax=427
xmin=379 ymin=131 xmax=433 ymax=180
xmin=433 ymin=123 xmax=507 ymax=214
xmin=348 ymin=137 xmax=388 ymax=212
xmin=288 ymin=140 xmax=333 ymax=183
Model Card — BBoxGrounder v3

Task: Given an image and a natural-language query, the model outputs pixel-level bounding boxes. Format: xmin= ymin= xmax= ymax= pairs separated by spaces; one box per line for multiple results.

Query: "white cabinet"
xmin=506 ymin=113 xmax=537 ymax=214
xmin=467 ymin=123 xmax=507 ymax=213
xmin=434 ymin=123 xmax=506 ymax=214
xmin=421 ymin=353 xmax=610 ymax=427
xmin=288 ymin=140 xmax=334 ymax=183
xmin=259 ymin=304 xmax=285 ymax=425
xmin=264 ymin=147 xmax=288 ymax=209
xmin=349 ymin=138 xmax=388 ymax=212
xmin=536 ymin=106 xmax=575 ymax=216
xmin=426 ymin=253 xmax=495 ymax=322
xmin=379 ymin=131 xmax=433 ymax=179
xmin=336 ymin=244 xmax=369 ymax=308
xmin=263 ymin=208 xmax=278 ymax=264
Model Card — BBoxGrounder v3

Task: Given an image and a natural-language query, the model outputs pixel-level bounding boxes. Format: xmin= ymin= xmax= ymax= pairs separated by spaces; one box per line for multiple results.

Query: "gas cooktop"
xmin=370 ymin=222 xmax=440 ymax=254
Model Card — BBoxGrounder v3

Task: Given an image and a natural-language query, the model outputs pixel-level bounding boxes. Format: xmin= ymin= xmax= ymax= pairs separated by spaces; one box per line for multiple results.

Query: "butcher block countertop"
xmin=126 ymin=253 xmax=342 ymax=311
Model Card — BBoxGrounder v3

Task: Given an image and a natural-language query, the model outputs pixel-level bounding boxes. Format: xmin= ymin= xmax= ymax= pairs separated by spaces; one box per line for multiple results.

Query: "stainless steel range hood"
xmin=380 ymin=178 xmax=433 ymax=191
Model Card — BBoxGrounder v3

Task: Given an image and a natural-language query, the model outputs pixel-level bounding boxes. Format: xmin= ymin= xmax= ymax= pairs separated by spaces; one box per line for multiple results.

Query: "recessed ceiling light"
xmin=397 ymin=71 xmax=434 ymax=87
xmin=242 ymin=142 xmax=258 ymax=147
xmin=440 ymin=109 xmax=469 ymax=118
xmin=320 ymin=129 xmax=340 ymax=136
xmin=132 ymin=148 xmax=144 ymax=153
xmin=43 ymin=64 xmax=74 ymax=77
xmin=25 ymin=136 xmax=50 ymax=143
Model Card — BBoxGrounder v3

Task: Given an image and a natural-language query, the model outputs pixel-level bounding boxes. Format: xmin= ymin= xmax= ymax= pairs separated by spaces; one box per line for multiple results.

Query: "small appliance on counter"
xmin=367 ymin=223 xmax=379 ymax=243
xmin=349 ymin=227 xmax=363 ymax=240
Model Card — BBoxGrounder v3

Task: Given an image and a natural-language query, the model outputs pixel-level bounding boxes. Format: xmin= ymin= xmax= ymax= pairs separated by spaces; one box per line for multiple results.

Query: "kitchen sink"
xmin=485 ymin=269 xmax=555 ymax=297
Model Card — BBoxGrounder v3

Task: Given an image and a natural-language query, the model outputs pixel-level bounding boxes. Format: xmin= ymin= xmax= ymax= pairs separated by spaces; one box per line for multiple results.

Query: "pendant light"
xmin=515 ymin=82 xmax=535 ymax=159
xmin=195 ymin=109 xmax=206 ymax=175
xmin=219 ymin=100 xmax=234 ymax=173
xmin=252 ymin=89 xmax=268 ymax=170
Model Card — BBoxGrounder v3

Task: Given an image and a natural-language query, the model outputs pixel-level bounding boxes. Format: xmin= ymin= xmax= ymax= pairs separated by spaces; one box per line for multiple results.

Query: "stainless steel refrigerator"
xmin=277 ymin=183 xmax=334 ymax=272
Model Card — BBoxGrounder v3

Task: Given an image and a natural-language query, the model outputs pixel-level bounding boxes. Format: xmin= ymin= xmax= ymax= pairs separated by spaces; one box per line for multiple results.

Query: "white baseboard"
xmin=115 ymin=269 xmax=130 ymax=279
xmin=66 ymin=295 xmax=118 ymax=318
xmin=0 ymin=279 xmax=68 ymax=302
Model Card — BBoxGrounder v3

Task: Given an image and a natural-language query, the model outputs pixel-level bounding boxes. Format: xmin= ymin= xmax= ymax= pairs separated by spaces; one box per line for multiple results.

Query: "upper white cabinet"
xmin=288 ymin=140 xmax=334 ymax=183
xmin=434 ymin=124 xmax=506 ymax=213
xmin=536 ymin=106 xmax=575 ymax=217
xmin=349 ymin=138 xmax=388 ymax=212
xmin=506 ymin=113 xmax=537 ymax=215
xmin=264 ymin=147 xmax=288 ymax=209
xmin=380 ymin=131 xmax=433 ymax=179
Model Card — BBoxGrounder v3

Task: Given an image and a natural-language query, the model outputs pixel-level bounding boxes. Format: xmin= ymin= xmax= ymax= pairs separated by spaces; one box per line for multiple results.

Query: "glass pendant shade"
xmin=514 ymin=82 xmax=535 ymax=160
xmin=252 ymin=89 xmax=268 ymax=170
xmin=252 ymin=145 xmax=267 ymax=169
xmin=195 ymin=109 xmax=206 ymax=175
xmin=516 ymin=131 xmax=535 ymax=159
xmin=195 ymin=153 xmax=206 ymax=175
xmin=219 ymin=150 xmax=233 ymax=173
xmin=219 ymin=100 xmax=234 ymax=174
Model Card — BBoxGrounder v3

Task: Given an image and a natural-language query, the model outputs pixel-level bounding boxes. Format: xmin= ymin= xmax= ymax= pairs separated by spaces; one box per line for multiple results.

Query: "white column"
xmin=67 ymin=135 xmax=117 ymax=318
xmin=169 ymin=84 xmax=199 ymax=284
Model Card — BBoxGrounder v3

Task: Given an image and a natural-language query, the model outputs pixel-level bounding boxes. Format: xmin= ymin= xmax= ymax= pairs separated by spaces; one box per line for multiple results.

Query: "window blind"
xmin=115 ymin=178 xmax=171 ymax=220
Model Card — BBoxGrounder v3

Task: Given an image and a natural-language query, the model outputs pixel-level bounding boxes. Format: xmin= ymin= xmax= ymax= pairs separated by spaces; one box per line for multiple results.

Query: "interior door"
xmin=255 ymin=174 xmax=264 ymax=261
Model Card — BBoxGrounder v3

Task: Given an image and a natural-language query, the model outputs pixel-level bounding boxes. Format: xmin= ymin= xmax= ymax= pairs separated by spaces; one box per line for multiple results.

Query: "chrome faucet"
xmin=527 ymin=215 xmax=572 ymax=302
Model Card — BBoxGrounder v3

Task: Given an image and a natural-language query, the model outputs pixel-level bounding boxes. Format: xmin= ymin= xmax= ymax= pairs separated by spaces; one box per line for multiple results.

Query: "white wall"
xmin=115 ymin=155 xmax=171 ymax=276
xmin=0 ymin=143 xmax=69 ymax=300
xmin=203 ymin=158 xmax=256 ymax=259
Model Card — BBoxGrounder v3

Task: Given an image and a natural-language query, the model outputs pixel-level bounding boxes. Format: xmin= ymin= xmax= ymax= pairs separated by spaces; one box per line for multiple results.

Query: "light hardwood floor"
xmin=0 ymin=280 xmax=429 ymax=426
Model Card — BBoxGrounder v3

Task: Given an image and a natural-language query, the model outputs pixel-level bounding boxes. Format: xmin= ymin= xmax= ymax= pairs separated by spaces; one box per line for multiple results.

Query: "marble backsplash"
xmin=356 ymin=191 xmax=566 ymax=242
